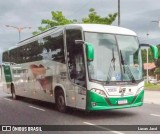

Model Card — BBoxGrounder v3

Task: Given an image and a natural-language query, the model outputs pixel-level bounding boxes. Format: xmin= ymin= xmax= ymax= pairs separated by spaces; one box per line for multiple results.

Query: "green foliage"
xmin=154 ymin=67 xmax=160 ymax=74
xmin=32 ymin=26 xmax=48 ymax=35
xmin=144 ymin=82 xmax=160 ymax=91
xmin=32 ymin=8 xmax=117 ymax=35
xmin=141 ymin=48 xmax=154 ymax=63
xmin=48 ymin=11 xmax=74 ymax=26
xmin=141 ymin=49 xmax=147 ymax=63
xmin=82 ymin=8 xmax=117 ymax=24
xmin=148 ymin=48 xmax=154 ymax=62
xmin=144 ymin=82 xmax=160 ymax=90
xmin=33 ymin=11 xmax=76 ymax=35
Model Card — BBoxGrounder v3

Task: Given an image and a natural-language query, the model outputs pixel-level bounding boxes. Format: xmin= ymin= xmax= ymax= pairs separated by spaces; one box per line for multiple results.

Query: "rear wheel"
xmin=56 ymin=90 xmax=66 ymax=112
xmin=11 ymin=84 xmax=17 ymax=100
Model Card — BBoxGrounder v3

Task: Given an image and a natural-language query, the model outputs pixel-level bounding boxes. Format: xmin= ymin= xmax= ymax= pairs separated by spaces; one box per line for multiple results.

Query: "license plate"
xmin=118 ymin=100 xmax=128 ymax=104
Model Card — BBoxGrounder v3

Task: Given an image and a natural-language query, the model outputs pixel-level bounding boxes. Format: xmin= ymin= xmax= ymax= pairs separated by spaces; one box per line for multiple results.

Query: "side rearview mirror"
xmin=86 ymin=42 xmax=94 ymax=61
xmin=140 ymin=44 xmax=158 ymax=60
xmin=75 ymin=40 xmax=94 ymax=61
xmin=150 ymin=45 xmax=158 ymax=60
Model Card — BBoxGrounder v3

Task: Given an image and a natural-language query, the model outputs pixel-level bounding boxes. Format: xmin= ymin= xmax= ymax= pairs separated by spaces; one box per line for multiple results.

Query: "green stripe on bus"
xmin=3 ymin=65 xmax=12 ymax=83
xmin=86 ymin=90 xmax=144 ymax=111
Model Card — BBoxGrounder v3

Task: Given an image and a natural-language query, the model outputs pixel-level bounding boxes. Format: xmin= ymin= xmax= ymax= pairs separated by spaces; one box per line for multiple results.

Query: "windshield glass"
xmin=85 ymin=32 xmax=143 ymax=82
xmin=85 ymin=32 xmax=121 ymax=82
xmin=116 ymin=35 xmax=143 ymax=81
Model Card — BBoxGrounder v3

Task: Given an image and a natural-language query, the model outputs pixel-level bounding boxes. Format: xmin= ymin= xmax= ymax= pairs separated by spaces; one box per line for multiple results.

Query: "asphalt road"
xmin=0 ymin=89 xmax=160 ymax=134
xmin=144 ymin=90 xmax=160 ymax=105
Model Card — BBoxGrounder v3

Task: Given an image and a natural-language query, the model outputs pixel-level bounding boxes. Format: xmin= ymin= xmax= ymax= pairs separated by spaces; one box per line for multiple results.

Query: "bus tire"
xmin=11 ymin=84 xmax=17 ymax=100
xmin=55 ymin=90 xmax=66 ymax=113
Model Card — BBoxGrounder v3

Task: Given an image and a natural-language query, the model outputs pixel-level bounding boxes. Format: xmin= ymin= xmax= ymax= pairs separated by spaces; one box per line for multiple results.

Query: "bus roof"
xmin=65 ymin=24 xmax=137 ymax=36
xmin=6 ymin=24 xmax=137 ymax=51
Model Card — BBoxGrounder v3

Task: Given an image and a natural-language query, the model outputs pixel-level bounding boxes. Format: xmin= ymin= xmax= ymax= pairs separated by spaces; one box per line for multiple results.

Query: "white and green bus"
xmin=2 ymin=24 xmax=158 ymax=112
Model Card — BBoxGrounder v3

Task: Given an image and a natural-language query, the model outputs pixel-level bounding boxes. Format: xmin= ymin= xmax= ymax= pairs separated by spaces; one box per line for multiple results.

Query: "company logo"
xmin=119 ymin=87 xmax=126 ymax=96
xmin=2 ymin=126 xmax=11 ymax=131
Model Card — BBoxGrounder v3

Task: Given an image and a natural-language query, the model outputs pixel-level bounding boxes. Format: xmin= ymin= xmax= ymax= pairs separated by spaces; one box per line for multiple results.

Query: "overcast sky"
xmin=0 ymin=0 xmax=160 ymax=57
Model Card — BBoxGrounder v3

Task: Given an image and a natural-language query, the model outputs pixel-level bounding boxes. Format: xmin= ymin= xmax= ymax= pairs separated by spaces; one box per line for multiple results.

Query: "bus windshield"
xmin=85 ymin=32 xmax=143 ymax=83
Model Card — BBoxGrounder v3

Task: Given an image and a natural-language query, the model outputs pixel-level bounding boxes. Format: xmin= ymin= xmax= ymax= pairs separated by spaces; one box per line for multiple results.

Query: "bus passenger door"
xmin=72 ymin=53 xmax=86 ymax=109
xmin=66 ymin=29 xmax=87 ymax=109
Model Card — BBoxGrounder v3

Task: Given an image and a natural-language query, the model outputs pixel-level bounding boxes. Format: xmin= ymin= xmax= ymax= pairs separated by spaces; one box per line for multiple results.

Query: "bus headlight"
xmin=136 ymin=87 xmax=144 ymax=95
xmin=91 ymin=89 xmax=107 ymax=98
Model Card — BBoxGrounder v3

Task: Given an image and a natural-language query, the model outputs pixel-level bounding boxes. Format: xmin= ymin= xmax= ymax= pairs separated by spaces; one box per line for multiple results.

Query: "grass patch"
xmin=144 ymin=82 xmax=160 ymax=90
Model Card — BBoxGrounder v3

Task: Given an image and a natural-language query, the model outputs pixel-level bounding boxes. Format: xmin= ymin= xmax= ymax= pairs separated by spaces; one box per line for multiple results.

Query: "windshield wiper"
xmin=120 ymin=50 xmax=136 ymax=83
xmin=120 ymin=50 xmax=125 ymax=73
xmin=111 ymin=48 xmax=116 ymax=71
xmin=106 ymin=48 xmax=116 ymax=83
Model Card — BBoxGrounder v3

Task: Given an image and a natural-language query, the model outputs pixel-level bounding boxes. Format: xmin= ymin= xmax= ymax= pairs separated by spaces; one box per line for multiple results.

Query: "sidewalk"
xmin=144 ymin=90 xmax=160 ymax=105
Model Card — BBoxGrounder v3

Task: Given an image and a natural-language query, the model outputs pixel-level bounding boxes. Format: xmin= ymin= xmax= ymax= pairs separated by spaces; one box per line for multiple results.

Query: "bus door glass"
xmin=66 ymin=29 xmax=86 ymax=109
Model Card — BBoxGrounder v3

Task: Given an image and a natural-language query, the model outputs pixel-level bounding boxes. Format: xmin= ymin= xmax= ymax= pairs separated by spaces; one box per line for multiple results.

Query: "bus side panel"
xmin=10 ymin=60 xmax=69 ymax=104
xmin=31 ymin=61 xmax=70 ymax=105
xmin=27 ymin=60 xmax=64 ymax=103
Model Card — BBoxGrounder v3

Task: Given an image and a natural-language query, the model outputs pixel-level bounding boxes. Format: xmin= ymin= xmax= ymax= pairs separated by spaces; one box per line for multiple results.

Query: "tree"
xmin=33 ymin=8 xmax=117 ymax=35
xmin=141 ymin=48 xmax=155 ymax=63
xmin=141 ymin=49 xmax=147 ymax=63
xmin=154 ymin=67 xmax=160 ymax=80
xmin=82 ymin=8 xmax=117 ymax=24
xmin=154 ymin=68 xmax=160 ymax=74
xmin=33 ymin=11 xmax=76 ymax=35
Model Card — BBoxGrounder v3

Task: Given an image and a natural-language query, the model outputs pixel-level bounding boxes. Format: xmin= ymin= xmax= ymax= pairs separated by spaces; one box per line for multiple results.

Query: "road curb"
xmin=144 ymin=89 xmax=160 ymax=91
xmin=144 ymin=101 xmax=160 ymax=105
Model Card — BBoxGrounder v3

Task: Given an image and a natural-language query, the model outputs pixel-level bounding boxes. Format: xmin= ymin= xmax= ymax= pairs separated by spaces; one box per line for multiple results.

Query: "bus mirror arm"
xmin=75 ymin=40 xmax=94 ymax=62
xmin=75 ymin=40 xmax=85 ymax=45
xmin=140 ymin=44 xmax=150 ymax=47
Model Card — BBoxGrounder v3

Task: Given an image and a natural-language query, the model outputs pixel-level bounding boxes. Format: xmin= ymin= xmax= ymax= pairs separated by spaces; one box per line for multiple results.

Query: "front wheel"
xmin=56 ymin=90 xmax=66 ymax=112
xmin=11 ymin=85 xmax=17 ymax=100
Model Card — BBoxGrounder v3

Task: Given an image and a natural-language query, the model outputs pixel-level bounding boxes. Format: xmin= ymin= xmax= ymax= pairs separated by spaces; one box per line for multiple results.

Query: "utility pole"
xmin=146 ymin=33 xmax=149 ymax=83
xmin=145 ymin=20 xmax=160 ymax=83
xmin=118 ymin=0 xmax=120 ymax=26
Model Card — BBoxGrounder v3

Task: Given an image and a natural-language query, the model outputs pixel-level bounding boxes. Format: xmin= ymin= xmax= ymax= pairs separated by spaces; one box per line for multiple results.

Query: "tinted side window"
xmin=9 ymin=49 xmax=17 ymax=63
xmin=66 ymin=30 xmax=86 ymax=87
xmin=15 ymin=41 xmax=41 ymax=64
xmin=26 ymin=41 xmax=42 ymax=62
xmin=2 ymin=51 xmax=10 ymax=63
xmin=17 ymin=46 xmax=26 ymax=63
xmin=42 ymin=31 xmax=65 ymax=63
xmin=4 ymin=31 xmax=65 ymax=64
xmin=66 ymin=30 xmax=82 ymax=68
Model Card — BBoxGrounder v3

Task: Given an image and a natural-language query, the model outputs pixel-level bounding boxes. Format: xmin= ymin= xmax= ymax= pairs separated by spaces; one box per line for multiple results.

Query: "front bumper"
xmin=86 ymin=90 xmax=144 ymax=111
